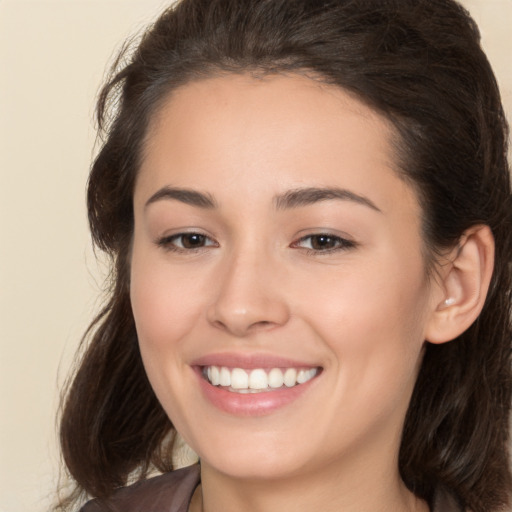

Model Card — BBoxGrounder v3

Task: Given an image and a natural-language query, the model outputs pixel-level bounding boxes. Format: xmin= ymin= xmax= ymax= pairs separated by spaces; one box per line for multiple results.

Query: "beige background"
xmin=0 ymin=1 xmax=511 ymax=511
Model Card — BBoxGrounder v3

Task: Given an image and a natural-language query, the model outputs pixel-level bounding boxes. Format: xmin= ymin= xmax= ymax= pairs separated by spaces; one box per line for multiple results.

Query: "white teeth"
xmin=249 ymin=369 xmax=268 ymax=390
xmin=268 ymin=368 xmax=284 ymax=388
xmin=210 ymin=366 xmax=220 ymax=386
xmin=231 ymin=368 xmax=249 ymax=389
xmin=297 ymin=368 xmax=317 ymax=384
xmin=284 ymin=368 xmax=297 ymax=387
xmin=296 ymin=369 xmax=308 ymax=384
xmin=203 ymin=365 xmax=319 ymax=392
xmin=219 ymin=367 xmax=231 ymax=387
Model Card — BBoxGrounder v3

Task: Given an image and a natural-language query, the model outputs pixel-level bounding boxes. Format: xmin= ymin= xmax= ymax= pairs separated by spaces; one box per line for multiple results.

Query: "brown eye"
xmin=180 ymin=233 xmax=207 ymax=248
xmin=157 ymin=232 xmax=217 ymax=251
xmin=293 ymin=233 xmax=356 ymax=253
xmin=309 ymin=235 xmax=338 ymax=250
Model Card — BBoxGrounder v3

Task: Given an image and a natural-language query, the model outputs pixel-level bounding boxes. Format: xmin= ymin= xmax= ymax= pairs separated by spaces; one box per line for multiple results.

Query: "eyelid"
xmin=291 ymin=232 xmax=357 ymax=254
xmin=155 ymin=230 xmax=219 ymax=252
xmin=153 ymin=229 xmax=356 ymax=254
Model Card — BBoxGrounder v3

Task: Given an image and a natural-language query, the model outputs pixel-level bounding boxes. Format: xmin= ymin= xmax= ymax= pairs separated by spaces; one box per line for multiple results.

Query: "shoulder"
xmin=80 ymin=464 xmax=200 ymax=512
xmin=431 ymin=486 xmax=466 ymax=512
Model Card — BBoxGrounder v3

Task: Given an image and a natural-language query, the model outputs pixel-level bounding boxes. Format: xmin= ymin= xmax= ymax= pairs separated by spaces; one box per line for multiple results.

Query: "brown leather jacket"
xmin=80 ymin=464 xmax=464 ymax=512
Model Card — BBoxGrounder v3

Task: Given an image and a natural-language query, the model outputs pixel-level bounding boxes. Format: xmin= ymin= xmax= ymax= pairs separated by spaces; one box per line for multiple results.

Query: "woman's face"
xmin=130 ymin=74 xmax=441 ymax=482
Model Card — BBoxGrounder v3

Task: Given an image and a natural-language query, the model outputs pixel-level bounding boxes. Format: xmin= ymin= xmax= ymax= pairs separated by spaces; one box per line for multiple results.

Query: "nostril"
xmin=210 ymin=318 xmax=277 ymax=336
xmin=212 ymin=320 xmax=227 ymax=330
xmin=249 ymin=320 xmax=274 ymax=331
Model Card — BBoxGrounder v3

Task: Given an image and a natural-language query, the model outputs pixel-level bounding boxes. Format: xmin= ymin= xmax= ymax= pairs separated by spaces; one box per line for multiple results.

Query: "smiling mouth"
xmin=201 ymin=365 xmax=321 ymax=393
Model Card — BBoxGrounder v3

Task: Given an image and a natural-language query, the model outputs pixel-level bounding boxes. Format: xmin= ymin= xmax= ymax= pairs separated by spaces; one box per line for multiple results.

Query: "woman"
xmin=57 ymin=0 xmax=512 ymax=511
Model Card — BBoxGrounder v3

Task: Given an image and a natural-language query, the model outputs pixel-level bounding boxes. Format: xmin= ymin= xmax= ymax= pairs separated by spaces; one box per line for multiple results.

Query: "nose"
xmin=206 ymin=250 xmax=290 ymax=337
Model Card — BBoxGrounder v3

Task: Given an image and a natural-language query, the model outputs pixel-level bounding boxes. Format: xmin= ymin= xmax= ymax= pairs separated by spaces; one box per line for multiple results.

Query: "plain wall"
xmin=0 ymin=1 xmax=510 ymax=511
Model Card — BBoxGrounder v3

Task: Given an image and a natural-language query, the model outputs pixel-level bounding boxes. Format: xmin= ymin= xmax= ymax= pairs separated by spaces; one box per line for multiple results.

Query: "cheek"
xmin=303 ymin=254 xmax=429 ymax=391
xmin=129 ymin=248 xmax=205 ymax=422
xmin=307 ymin=252 xmax=427 ymax=332
xmin=129 ymin=246 xmax=205 ymax=360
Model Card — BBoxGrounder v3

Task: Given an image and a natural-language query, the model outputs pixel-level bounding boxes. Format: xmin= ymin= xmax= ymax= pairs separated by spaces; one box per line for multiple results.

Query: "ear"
xmin=425 ymin=225 xmax=495 ymax=344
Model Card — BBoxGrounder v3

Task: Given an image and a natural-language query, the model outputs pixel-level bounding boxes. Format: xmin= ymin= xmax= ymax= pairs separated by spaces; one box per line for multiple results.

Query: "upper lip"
xmin=191 ymin=352 xmax=321 ymax=370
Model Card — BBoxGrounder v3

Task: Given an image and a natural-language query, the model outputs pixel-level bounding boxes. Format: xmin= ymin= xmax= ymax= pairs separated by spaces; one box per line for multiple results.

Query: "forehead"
xmin=147 ymin=73 xmax=395 ymax=157
xmin=137 ymin=73 xmax=417 ymax=218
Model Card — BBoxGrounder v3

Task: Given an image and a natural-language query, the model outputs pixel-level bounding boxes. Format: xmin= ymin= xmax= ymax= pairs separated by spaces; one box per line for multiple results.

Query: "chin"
xmin=202 ymin=451 xmax=310 ymax=482
xmin=189 ymin=429 xmax=312 ymax=481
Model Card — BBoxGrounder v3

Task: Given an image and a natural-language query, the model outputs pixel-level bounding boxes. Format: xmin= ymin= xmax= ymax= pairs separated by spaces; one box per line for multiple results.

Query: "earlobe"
xmin=425 ymin=225 xmax=495 ymax=344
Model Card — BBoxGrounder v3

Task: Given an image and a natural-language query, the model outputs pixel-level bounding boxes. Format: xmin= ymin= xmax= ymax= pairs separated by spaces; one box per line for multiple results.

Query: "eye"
xmin=292 ymin=233 xmax=356 ymax=253
xmin=156 ymin=232 xmax=218 ymax=252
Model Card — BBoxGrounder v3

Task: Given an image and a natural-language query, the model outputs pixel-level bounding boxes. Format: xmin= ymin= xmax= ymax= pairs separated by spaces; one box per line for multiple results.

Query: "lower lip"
xmin=194 ymin=367 xmax=319 ymax=416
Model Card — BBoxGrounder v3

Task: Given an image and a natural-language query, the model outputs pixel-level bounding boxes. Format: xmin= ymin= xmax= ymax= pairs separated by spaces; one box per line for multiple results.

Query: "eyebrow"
xmin=274 ymin=187 xmax=382 ymax=212
xmin=145 ymin=185 xmax=381 ymax=213
xmin=145 ymin=186 xmax=217 ymax=209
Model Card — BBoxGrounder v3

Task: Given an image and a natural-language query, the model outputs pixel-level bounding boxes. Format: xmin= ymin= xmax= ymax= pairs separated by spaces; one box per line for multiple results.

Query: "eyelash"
xmin=156 ymin=232 xmax=218 ymax=253
xmin=156 ymin=232 xmax=356 ymax=255
xmin=291 ymin=233 xmax=356 ymax=254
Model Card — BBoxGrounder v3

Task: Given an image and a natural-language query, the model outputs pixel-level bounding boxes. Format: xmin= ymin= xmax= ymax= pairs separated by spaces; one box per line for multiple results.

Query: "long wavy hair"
xmin=57 ymin=0 xmax=512 ymax=510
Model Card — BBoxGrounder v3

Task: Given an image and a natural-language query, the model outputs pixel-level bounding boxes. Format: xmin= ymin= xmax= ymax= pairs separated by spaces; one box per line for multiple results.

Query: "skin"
xmin=129 ymin=73 xmax=447 ymax=512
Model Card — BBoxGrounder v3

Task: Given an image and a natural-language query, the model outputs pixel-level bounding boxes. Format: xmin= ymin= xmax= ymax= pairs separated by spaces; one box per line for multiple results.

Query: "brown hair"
xmin=58 ymin=1 xmax=512 ymax=510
